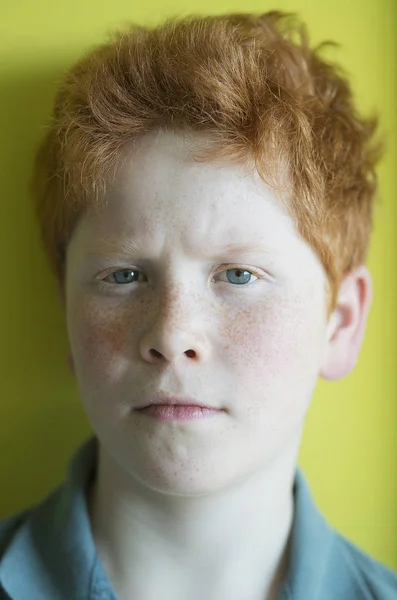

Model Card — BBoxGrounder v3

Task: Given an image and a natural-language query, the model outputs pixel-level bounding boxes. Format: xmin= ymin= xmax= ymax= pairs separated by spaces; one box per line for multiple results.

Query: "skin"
xmin=60 ymin=129 xmax=372 ymax=600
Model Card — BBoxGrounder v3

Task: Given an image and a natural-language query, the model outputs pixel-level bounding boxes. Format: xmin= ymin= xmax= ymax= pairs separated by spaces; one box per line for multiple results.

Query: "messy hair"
xmin=30 ymin=10 xmax=383 ymax=318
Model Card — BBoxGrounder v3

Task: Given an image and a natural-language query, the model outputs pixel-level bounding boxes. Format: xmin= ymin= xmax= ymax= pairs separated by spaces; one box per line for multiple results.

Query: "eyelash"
xmin=97 ymin=265 xmax=264 ymax=290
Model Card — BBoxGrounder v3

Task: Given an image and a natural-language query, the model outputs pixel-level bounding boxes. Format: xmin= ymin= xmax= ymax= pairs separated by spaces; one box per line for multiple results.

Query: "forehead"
xmin=88 ymin=130 xmax=295 ymax=236
xmin=114 ymin=129 xmax=288 ymax=206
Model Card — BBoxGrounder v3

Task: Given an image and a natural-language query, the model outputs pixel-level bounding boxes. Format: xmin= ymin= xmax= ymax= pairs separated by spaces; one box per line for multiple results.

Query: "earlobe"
xmin=320 ymin=265 xmax=373 ymax=382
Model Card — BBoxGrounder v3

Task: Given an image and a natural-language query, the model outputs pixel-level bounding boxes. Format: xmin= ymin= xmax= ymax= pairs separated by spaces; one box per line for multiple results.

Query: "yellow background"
xmin=0 ymin=0 xmax=396 ymax=570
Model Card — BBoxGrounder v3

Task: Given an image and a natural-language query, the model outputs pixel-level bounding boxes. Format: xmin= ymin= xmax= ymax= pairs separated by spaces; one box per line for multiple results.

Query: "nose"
xmin=139 ymin=286 xmax=210 ymax=365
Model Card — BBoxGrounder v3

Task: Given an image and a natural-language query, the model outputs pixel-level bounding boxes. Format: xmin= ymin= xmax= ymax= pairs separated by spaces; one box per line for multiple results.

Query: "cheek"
xmin=222 ymin=298 xmax=307 ymax=371
xmin=222 ymin=293 xmax=323 ymax=407
xmin=67 ymin=297 xmax=145 ymax=377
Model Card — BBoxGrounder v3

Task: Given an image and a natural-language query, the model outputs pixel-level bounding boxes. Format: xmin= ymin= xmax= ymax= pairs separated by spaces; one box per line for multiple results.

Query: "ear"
xmin=55 ymin=279 xmax=76 ymax=376
xmin=320 ymin=265 xmax=373 ymax=381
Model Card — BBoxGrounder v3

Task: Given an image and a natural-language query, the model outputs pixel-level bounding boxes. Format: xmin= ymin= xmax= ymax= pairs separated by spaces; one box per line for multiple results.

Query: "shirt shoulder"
xmin=0 ymin=508 xmax=33 ymax=558
xmin=333 ymin=530 xmax=397 ymax=599
xmin=279 ymin=468 xmax=397 ymax=600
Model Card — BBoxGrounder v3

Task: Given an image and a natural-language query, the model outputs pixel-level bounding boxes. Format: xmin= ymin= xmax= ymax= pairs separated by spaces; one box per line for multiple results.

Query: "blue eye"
xmin=106 ymin=269 xmax=144 ymax=284
xmin=217 ymin=268 xmax=257 ymax=285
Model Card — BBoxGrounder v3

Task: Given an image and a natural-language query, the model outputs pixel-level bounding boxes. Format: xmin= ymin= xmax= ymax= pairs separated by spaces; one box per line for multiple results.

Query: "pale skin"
xmin=59 ymin=129 xmax=373 ymax=600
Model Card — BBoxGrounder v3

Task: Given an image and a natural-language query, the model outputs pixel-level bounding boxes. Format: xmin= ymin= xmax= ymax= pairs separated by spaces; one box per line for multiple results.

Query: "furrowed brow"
xmin=210 ymin=242 xmax=279 ymax=257
xmin=82 ymin=238 xmax=279 ymax=260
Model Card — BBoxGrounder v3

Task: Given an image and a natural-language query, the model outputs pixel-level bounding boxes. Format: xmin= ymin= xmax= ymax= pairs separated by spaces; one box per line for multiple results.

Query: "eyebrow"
xmin=210 ymin=242 xmax=276 ymax=253
xmin=208 ymin=242 xmax=279 ymax=257
xmin=82 ymin=237 xmax=280 ymax=260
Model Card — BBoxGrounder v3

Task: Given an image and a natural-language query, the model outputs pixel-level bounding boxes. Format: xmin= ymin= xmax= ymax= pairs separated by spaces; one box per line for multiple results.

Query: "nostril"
xmin=148 ymin=348 xmax=196 ymax=359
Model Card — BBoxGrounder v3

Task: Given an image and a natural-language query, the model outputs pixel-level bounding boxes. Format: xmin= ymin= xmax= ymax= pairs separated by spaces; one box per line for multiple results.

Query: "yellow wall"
xmin=0 ymin=0 xmax=396 ymax=570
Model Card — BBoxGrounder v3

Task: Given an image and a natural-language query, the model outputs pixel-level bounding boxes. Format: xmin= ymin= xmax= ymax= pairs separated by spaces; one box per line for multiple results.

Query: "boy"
xmin=0 ymin=10 xmax=396 ymax=600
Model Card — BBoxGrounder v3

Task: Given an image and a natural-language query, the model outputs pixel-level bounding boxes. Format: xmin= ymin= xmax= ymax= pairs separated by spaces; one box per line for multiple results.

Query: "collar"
xmin=0 ymin=436 xmax=114 ymax=599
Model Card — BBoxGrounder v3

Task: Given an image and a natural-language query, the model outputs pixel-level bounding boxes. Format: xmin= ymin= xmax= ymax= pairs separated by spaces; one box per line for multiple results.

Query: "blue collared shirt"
xmin=0 ymin=436 xmax=396 ymax=599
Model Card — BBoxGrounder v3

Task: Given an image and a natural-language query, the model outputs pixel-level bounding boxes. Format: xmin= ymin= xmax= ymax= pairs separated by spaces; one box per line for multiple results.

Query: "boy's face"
xmin=65 ymin=130 xmax=332 ymax=494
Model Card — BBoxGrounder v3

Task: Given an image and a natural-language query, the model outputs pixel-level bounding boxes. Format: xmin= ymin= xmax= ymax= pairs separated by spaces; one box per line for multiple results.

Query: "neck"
xmin=88 ymin=444 xmax=298 ymax=600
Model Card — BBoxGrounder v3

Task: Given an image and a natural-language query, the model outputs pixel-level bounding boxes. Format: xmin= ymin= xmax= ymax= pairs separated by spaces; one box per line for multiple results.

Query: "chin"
xmin=111 ymin=444 xmax=244 ymax=496
xmin=135 ymin=469 xmax=234 ymax=497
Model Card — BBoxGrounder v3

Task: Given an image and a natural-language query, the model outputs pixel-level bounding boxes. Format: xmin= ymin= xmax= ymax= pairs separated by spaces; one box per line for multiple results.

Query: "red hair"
xmin=30 ymin=11 xmax=383 ymax=318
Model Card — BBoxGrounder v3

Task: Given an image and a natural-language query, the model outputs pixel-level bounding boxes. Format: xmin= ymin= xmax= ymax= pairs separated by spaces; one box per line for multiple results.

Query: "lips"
xmin=136 ymin=404 xmax=220 ymax=421
xmin=135 ymin=395 xmax=217 ymax=410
